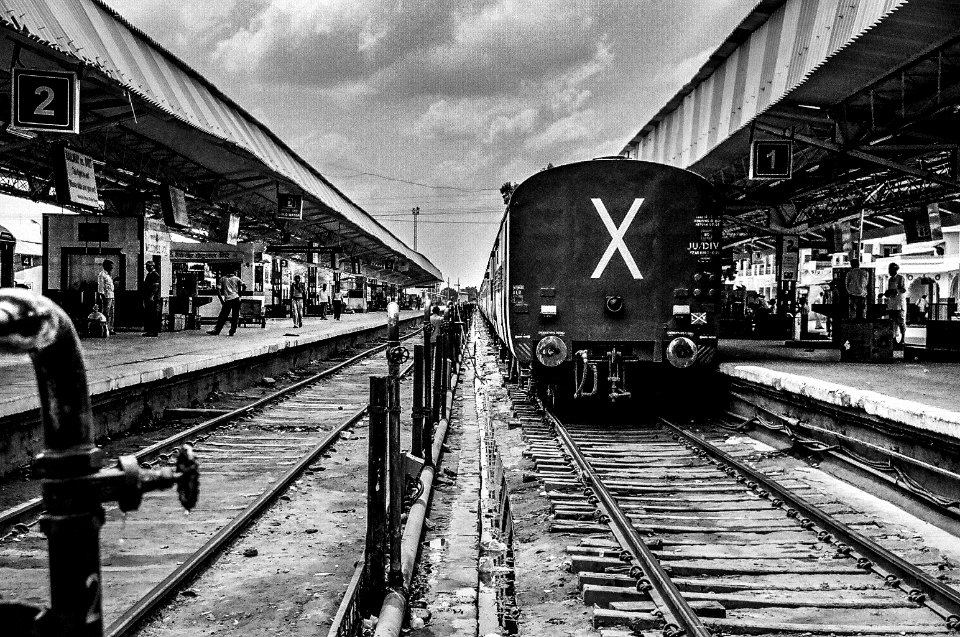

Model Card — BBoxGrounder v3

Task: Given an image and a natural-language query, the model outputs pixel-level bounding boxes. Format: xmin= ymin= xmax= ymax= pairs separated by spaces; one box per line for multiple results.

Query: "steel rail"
xmin=727 ymin=392 xmax=960 ymax=518
xmin=659 ymin=416 xmax=960 ymax=624
xmin=107 ymin=358 xmax=416 ymax=637
xmin=543 ymin=408 xmax=713 ymax=637
xmin=0 ymin=327 xmax=423 ymax=537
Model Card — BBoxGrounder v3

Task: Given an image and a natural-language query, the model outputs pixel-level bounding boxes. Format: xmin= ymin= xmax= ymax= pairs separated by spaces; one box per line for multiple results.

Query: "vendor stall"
xmin=170 ymin=242 xmax=267 ymax=329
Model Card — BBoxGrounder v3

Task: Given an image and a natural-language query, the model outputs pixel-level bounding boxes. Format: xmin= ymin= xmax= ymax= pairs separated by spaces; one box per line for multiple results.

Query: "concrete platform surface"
xmin=720 ymin=339 xmax=960 ymax=439
xmin=0 ymin=310 xmax=420 ymax=421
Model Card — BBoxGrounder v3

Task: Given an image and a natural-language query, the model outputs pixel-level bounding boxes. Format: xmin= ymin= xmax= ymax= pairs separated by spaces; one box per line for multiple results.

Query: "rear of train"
xmin=479 ymin=159 xmax=723 ymax=406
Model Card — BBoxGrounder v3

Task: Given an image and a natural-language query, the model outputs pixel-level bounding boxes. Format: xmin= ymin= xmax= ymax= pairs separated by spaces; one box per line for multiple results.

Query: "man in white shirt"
xmin=885 ymin=263 xmax=907 ymax=344
xmin=97 ymin=259 xmax=116 ymax=335
xmin=318 ymin=283 xmax=330 ymax=320
xmin=208 ymin=270 xmax=244 ymax=336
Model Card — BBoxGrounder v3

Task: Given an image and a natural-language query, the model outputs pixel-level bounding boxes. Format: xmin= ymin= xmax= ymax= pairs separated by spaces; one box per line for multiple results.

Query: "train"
xmin=478 ymin=158 xmax=722 ymax=406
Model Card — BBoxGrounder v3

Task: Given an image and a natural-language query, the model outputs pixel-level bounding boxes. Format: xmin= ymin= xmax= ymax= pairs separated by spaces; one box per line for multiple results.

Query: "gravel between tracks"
xmin=133 ymin=366 xmax=416 ymax=637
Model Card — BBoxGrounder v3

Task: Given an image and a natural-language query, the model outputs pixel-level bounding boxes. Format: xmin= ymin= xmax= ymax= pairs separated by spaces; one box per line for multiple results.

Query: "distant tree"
xmin=500 ymin=181 xmax=517 ymax=205
xmin=541 ymin=162 xmax=555 ymax=171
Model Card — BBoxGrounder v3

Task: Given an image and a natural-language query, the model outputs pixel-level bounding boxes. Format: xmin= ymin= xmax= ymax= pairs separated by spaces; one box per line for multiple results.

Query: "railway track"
xmin=519 ymin=402 xmax=960 ymax=635
xmin=0 ymin=329 xmax=420 ymax=636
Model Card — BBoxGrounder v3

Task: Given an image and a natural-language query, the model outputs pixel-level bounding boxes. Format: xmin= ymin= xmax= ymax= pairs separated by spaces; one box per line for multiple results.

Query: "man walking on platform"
xmin=291 ymin=274 xmax=306 ymax=328
xmin=208 ymin=269 xmax=243 ymax=336
xmin=142 ymin=261 xmax=162 ymax=337
xmin=844 ymin=259 xmax=870 ymax=320
xmin=97 ymin=259 xmax=116 ymax=335
xmin=885 ymin=262 xmax=907 ymax=344
xmin=332 ymin=285 xmax=343 ymax=320
xmin=318 ymin=283 xmax=329 ymax=320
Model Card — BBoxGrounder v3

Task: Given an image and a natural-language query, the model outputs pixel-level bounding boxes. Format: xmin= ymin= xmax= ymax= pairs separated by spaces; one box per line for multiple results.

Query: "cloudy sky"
xmin=102 ymin=0 xmax=755 ymax=287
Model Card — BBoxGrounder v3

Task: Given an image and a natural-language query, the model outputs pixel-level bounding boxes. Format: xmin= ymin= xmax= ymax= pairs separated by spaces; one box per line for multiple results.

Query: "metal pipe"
xmin=0 ymin=290 xmax=104 ymax=636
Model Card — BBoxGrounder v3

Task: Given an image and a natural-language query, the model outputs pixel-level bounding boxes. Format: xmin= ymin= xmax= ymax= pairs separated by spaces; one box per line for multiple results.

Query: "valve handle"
xmin=176 ymin=444 xmax=199 ymax=511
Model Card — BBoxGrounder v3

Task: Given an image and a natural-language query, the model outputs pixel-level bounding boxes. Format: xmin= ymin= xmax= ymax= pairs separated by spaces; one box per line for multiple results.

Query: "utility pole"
xmin=412 ymin=206 xmax=420 ymax=250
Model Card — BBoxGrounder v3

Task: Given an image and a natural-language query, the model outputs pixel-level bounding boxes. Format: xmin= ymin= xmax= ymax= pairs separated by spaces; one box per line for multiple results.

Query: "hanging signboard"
xmin=54 ymin=147 xmax=100 ymax=209
xmin=11 ymin=68 xmax=79 ymax=134
xmin=749 ymin=140 xmax=793 ymax=180
xmin=903 ymin=203 xmax=943 ymax=244
xmin=779 ymin=235 xmax=800 ymax=282
xmin=277 ymin=193 xmax=303 ymax=220
xmin=160 ymin=184 xmax=190 ymax=228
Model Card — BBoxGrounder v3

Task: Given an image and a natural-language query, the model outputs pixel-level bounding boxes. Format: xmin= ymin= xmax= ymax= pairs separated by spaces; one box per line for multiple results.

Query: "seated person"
xmin=87 ymin=304 xmax=109 ymax=338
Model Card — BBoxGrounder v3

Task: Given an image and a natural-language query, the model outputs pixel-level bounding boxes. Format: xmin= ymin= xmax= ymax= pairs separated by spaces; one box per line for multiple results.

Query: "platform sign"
xmin=749 ymin=140 xmax=793 ymax=180
xmin=54 ymin=148 xmax=100 ymax=209
xmin=277 ymin=193 xmax=303 ymax=220
xmin=11 ymin=68 xmax=79 ymax=134
xmin=779 ymin=235 xmax=800 ymax=282
xmin=160 ymin=184 xmax=190 ymax=228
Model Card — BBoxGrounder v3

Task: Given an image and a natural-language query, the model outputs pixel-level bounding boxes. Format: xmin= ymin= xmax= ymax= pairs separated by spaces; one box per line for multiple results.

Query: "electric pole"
xmin=412 ymin=206 xmax=420 ymax=250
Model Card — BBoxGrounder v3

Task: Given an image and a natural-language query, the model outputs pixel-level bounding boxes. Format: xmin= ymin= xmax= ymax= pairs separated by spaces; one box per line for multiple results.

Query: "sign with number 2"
xmin=11 ymin=68 xmax=79 ymax=134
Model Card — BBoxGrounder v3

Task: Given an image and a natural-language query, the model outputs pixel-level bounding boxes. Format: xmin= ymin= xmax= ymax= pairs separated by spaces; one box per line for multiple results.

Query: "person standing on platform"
xmin=97 ymin=259 xmax=116 ymax=335
xmin=885 ymin=263 xmax=907 ymax=344
xmin=318 ymin=283 xmax=329 ymax=320
xmin=332 ymin=285 xmax=343 ymax=321
xmin=208 ymin=269 xmax=243 ymax=336
xmin=142 ymin=261 xmax=161 ymax=337
xmin=917 ymin=294 xmax=929 ymax=323
xmin=844 ymin=259 xmax=870 ymax=319
xmin=291 ymin=274 xmax=306 ymax=328
xmin=429 ymin=305 xmax=443 ymax=342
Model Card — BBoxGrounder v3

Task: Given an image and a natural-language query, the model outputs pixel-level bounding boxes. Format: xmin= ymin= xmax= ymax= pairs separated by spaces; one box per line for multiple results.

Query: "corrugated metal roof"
xmin=0 ymin=0 xmax=441 ymax=283
xmin=622 ymin=0 xmax=909 ymax=169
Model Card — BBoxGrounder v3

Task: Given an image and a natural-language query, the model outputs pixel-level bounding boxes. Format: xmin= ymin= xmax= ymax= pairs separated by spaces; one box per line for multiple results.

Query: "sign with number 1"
xmin=749 ymin=140 xmax=792 ymax=180
xmin=11 ymin=68 xmax=79 ymax=133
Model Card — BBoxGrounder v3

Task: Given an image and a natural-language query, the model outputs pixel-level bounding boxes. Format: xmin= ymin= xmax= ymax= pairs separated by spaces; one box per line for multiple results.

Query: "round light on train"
xmin=666 ymin=336 xmax=697 ymax=369
xmin=535 ymin=335 xmax=567 ymax=368
xmin=605 ymin=295 xmax=624 ymax=314
xmin=693 ymin=273 xmax=702 ymax=282
xmin=708 ymin=288 xmax=718 ymax=299
xmin=693 ymin=288 xmax=703 ymax=298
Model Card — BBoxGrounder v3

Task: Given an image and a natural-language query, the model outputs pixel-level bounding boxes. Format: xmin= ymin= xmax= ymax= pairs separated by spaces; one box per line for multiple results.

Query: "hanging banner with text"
xmin=54 ymin=147 xmax=101 ymax=209
xmin=903 ymin=203 xmax=943 ymax=244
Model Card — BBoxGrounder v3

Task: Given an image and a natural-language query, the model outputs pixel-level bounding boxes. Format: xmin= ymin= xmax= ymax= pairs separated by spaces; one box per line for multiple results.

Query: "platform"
xmin=0 ymin=310 xmax=421 ymax=420
xmin=719 ymin=339 xmax=960 ymax=439
xmin=0 ymin=310 xmax=422 ymax=475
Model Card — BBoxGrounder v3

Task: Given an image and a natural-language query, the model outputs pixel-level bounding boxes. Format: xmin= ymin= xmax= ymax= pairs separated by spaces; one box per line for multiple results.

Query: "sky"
xmin=101 ymin=0 xmax=756 ymax=288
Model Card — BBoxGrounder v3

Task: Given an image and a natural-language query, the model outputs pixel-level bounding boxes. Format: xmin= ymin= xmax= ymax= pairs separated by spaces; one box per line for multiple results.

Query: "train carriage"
xmin=479 ymin=159 xmax=722 ymax=404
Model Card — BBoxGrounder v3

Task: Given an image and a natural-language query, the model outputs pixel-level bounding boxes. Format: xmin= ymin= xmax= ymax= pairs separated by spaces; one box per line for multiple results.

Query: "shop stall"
xmin=170 ymin=242 xmax=267 ymax=329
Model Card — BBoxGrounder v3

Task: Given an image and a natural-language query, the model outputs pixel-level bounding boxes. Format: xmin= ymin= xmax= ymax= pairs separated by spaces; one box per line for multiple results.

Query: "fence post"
xmin=385 ymin=303 xmax=403 ymax=588
xmin=422 ymin=324 xmax=434 ymax=467
xmin=412 ymin=344 xmax=424 ymax=462
xmin=432 ymin=328 xmax=445 ymax=425
xmin=363 ymin=375 xmax=389 ymax=611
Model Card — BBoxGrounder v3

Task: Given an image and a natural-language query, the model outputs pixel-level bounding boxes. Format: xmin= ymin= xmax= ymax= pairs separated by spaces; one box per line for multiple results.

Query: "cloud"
xmin=522 ymin=109 xmax=595 ymax=151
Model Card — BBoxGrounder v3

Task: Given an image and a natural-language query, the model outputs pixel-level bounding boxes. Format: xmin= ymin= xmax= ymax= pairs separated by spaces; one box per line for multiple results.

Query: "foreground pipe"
xmin=373 ymin=326 xmax=465 ymax=637
xmin=0 ymin=290 xmax=198 ymax=637
xmin=385 ymin=302 xmax=404 ymax=587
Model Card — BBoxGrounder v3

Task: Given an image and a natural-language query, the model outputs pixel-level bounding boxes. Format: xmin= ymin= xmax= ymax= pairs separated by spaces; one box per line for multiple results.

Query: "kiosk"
xmin=170 ymin=242 xmax=268 ymax=329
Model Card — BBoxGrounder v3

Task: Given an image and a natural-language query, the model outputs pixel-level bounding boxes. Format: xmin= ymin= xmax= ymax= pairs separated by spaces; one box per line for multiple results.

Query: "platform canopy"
xmin=0 ymin=0 xmax=441 ymax=285
xmin=622 ymin=0 xmax=960 ymax=250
